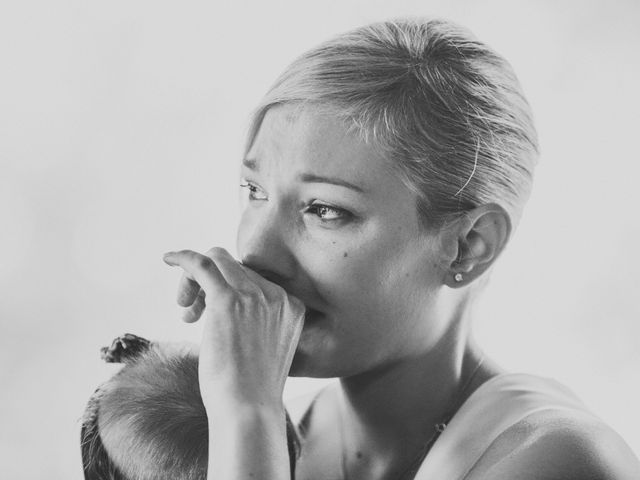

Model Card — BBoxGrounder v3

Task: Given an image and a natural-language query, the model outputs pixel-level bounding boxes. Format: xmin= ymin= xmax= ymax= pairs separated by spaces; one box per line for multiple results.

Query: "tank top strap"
xmin=413 ymin=373 xmax=595 ymax=480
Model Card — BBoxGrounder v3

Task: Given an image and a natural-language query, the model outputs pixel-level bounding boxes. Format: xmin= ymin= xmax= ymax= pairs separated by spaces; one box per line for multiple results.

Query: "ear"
xmin=440 ymin=203 xmax=512 ymax=288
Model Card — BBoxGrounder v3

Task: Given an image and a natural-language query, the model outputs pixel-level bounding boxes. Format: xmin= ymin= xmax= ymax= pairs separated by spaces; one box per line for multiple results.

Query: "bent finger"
xmin=181 ymin=289 xmax=206 ymax=323
xmin=205 ymin=247 xmax=251 ymax=290
xmin=163 ymin=250 xmax=230 ymax=296
xmin=177 ymin=273 xmax=201 ymax=307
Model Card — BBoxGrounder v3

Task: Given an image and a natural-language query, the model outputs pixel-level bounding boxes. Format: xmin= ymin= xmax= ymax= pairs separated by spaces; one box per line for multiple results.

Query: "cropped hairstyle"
xmin=81 ymin=334 xmax=300 ymax=480
xmin=246 ymin=18 xmax=539 ymax=229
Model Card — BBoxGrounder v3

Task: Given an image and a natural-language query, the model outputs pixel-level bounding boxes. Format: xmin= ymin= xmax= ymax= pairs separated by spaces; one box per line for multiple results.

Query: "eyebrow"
xmin=242 ymin=157 xmax=366 ymax=193
xmin=298 ymin=173 xmax=365 ymax=193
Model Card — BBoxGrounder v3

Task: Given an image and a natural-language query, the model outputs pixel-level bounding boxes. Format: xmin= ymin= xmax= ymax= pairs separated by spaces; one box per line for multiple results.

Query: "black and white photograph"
xmin=1 ymin=1 xmax=639 ymax=479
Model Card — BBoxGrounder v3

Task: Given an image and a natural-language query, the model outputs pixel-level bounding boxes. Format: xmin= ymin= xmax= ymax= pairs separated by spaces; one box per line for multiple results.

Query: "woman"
xmin=163 ymin=18 xmax=640 ymax=479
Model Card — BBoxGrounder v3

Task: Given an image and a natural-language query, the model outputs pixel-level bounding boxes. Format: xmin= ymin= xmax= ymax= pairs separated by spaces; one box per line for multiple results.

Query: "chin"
xmin=288 ymin=330 xmax=342 ymax=379
xmin=292 ymin=309 xmax=381 ymax=378
xmin=288 ymin=352 xmax=330 ymax=378
xmin=288 ymin=342 xmax=372 ymax=379
xmin=288 ymin=337 xmax=336 ymax=378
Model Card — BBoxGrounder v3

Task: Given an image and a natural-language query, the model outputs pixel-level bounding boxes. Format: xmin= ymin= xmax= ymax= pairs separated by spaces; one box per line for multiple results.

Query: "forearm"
xmin=207 ymin=402 xmax=291 ymax=480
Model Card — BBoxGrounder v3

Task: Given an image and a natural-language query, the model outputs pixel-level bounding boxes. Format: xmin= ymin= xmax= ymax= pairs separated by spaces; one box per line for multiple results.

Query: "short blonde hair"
xmin=246 ymin=18 xmax=539 ymax=228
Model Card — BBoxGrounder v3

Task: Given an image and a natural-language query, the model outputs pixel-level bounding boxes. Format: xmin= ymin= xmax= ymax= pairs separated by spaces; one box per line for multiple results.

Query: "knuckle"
xmin=197 ymin=256 xmax=214 ymax=270
xmin=272 ymin=288 xmax=287 ymax=304
xmin=181 ymin=308 xmax=199 ymax=323
xmin=177 ymin=293 xmax=194 ymax=307
xmin=210 ymin=288 xmax=263 ymax=314
xmin=243 ymin=288 xmax=266 ymax=304
xmin=205 ymin=246 xmax=226 ymax=258
xmin=177 ymin=286 xmax=201 ymax=306
xmin=259 ymin=279 xmax=277 ymax=294
xmin=181 ymin=273 xmax=199 ymax=287
xmin=288 ymin=295 xmax=305 ymax=311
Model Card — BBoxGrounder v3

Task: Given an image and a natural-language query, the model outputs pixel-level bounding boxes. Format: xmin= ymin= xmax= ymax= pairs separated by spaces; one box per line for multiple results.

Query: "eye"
xmin=305 ymin=202 xmax=351 ymax=222
xmin=240 ymin=182 xmax=268 ymax=201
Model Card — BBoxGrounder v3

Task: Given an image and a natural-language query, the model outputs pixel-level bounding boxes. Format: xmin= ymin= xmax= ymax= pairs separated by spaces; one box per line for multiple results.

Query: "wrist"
xmin=205 ymin=397 xmax=285 ymax=425
xmin=205 ymin=398 xmax=291 ymax=480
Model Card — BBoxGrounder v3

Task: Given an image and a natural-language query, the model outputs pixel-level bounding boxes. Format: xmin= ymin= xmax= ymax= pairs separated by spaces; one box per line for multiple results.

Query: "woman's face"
xmin=237 ymin=105 xmax=450 ymax=378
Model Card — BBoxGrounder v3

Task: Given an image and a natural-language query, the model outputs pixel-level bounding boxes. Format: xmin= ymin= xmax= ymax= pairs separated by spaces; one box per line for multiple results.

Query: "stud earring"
xmin=454 ymin=273 xmax=463 ymax=282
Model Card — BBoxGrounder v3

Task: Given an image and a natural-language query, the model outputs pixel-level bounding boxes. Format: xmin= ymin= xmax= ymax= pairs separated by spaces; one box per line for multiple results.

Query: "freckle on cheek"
xmin=343 ymin=252 xmax=348 ymax=258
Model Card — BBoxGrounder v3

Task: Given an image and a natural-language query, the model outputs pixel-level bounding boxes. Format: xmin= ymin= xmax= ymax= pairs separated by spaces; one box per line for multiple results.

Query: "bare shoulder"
xmin=466 ymin=408 xmax=640 ymax=480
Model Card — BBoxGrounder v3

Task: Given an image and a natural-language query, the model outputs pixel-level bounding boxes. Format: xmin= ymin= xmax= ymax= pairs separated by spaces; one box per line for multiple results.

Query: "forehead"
xmin=245 ymin=105 xmax=396 ymax=188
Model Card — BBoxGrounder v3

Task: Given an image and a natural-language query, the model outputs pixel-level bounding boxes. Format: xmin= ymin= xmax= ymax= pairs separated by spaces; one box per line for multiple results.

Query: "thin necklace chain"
xmin=338 ymin=355 xmax=486 ymax=480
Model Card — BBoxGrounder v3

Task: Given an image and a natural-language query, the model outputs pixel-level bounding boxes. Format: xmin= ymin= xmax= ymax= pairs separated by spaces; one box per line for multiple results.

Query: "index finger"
xmin=204 ymin=247 xmax=251 ymax=290
xmin=163 ymin=250 xmax=230 ymax=297
xmin=177 ymin=247 xmax=247 ymax=306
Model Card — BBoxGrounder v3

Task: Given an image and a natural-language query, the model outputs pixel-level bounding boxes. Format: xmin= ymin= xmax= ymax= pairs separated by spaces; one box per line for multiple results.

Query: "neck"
xmin=336 ymin=318 xmax=497 ymax=473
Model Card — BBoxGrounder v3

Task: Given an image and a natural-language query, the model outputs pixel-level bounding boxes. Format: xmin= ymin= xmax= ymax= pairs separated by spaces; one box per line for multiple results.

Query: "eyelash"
xmin=240 ymin=182 xmax=266 ymax=200
xmin=240 ymin=182 xmax=351 ymax=222
xmin=305 ymin=203 xmax=349 ymax=222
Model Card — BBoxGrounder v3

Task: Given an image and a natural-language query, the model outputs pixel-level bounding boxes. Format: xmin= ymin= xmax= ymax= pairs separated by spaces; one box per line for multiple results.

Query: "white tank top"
xmin=286 ymin=373 xmax=597 ymax=480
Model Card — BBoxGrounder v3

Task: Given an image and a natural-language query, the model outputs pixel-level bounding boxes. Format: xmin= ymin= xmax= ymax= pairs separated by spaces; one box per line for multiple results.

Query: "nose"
xmin=236 ymin=208 xmax=297 ymax=288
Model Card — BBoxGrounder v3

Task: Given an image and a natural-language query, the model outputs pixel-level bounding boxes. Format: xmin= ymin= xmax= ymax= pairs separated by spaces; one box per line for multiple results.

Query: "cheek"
xmin=325 ymin=234 xmax=435 ymax=316
xmin=235 ymin=210 xmax=253 ymax=252
xmin=306 ymin=238 xmax=400 ymax=311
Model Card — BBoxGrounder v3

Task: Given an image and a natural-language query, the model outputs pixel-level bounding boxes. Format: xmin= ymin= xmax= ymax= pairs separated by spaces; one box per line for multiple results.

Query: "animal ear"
xmin=100 ymin=333 xmax=151 ymax=364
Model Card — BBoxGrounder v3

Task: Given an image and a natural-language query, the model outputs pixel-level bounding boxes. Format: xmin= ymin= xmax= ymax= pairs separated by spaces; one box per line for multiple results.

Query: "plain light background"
xmin=1 ymin=0 xmax=639 ymax=478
